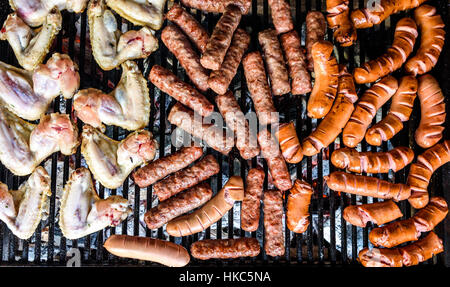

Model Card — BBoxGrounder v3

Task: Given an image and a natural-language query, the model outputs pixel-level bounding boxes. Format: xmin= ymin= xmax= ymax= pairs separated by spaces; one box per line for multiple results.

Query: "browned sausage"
xmin=275 ymin=122 xmax=303 ymax=164
xmin=153 ymin=154 xmax=220 ymax=201
xmin=343 ymin=200 xmax=402 ymax=228
xmin=268 ymin=0 xmax=294 ymax=35
xmin=241 ymin=167 xmax=265 ymax=232
xmin=161 ymin=25 xmax=209 ymax=92
xmin=190 ymin=238 xmax=260 ymax=260
xmin=326 ymin=0 xmax=356 ymax=47
xmin=263 ymin=190 xmax=285 ymax=257
xmin=287 ymin=179 xmax=313 ymax=233
xmin=180 ymin=0 xmax=251 ymax=14
xmin=306 ymin=11 xmax=327 ymax=71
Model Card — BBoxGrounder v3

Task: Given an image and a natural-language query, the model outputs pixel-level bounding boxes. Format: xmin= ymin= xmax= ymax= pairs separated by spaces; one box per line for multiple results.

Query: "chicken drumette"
xmin=105 ymin=0 xmax=166 ymax=30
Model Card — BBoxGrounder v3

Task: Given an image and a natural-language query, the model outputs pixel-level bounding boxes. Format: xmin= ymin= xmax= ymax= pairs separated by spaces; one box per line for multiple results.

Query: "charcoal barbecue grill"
xmin=0 ymin=0 xmax=449 ymax=267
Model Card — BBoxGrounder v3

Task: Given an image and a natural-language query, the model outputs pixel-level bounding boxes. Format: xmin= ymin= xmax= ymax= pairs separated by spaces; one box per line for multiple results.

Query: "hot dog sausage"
xmin=241 ymin=167 xmax=265 ymax=232
xmin=191 ymin=238 xmax=260 ymax=260
xmin=263 ymin=190 xmax=285 ymax=257
xmin=275 ymin=122 xmax=303 ymax=164
xmin=326 ymin=0 xmax=356 ymax=47
xmin=268 ymin=0 xmax=294 ymax=35
xmin=343 ymin=200 xmax=402 ymax=228
xmin=287 ymin=179 xmax=313 ymax=233
xmin=306 ymin=11 xmax=327 ymax=71
xmin=180 ymin=0 xmax=251 ymax=14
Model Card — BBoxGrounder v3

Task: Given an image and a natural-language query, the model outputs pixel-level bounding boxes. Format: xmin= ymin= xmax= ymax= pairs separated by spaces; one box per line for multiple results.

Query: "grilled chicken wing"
xmin=88 ymin=0 xmax=158 ymax=71
xmin=0 ymin=53 xmax=80 ymax=121
xmin=59 ymin=167 xmax=132 ymax=239
xmin=81 ymin=125 xmax=157 ymax=189
xmin=105 ymin=0 xmax=166 ymax=30
xmin=0 ymin=9 xmax=62 ymax=70
xmin=73 ymin=61 xmax=149 ymax=131
xmin=0 ymin=166 xmax=51 ymax=239
xmin=0 ymin=107 xmax=79 ymax=176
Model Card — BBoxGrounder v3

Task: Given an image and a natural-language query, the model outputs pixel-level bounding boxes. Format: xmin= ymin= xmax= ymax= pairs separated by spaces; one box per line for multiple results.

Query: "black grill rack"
xmin=0 ymin=0 xmax=449 ymax=267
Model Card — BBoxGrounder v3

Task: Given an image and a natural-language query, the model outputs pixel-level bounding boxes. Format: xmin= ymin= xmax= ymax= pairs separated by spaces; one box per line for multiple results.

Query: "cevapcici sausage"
xmin=180 ymin=0 xmax=251 ymax=14
xmin=190 ymin=238 xmax=260 ymax=260
xmin=243 ymin=52 xmax=278 ymax=125
xmin=153 ymin=154 xmax=219 ymax=201
xmin=331 ymin=146 xmax=414 ymax=174
xmin=200 ymin=5 xmax=242 ymax=70
xmin=326 ymin=0 xmax=357 ymax=47
xmin=103 ymin=235 xmax=190 ymax=267
xmin=414 ymin=74 xmax=446 ymax=149
xmin=343 ymin=200 xmax=402 ymax=228
xmin=241 ymin=167 xmax=265 ymax=232
xmin=326 ymin=171 xmax=411 ymax=201
xmin=306 ymin=11 xmax=327 ymax=71
xmin=144 ymin=183 xmax=213 ymax=229
xmin=342 ymin=75 xmax=398 ymax=148
xmin=264 ymin=190 xmax=285 ymax=257
xmin=275 ymin=122 xmax=303 ymax=164
xmin=258 ymin=29 xmax=290 ymax=96
xmin=279 ymin=30 xmax=312 ymax=95
xmin=369 ymin=197 xmax=448 ymax=248
xmin=408 ymin=140 xmax=450 ymax=209
xmin=166 ymin=176 xmax=244 ymax=237
xmin=161 ymin=25 xmax=209 ymax=92
xmin=168 ymin=103 xmax=235 ymax=155
xmin=166 ymin=3 xmax=209 ymax=54
xmin=268 ymin=0 xmax=294 ymax=35
xmin=353 ymin=18 xmax=418 ymax=84
xmin=287 ymin=179 xmax=313 ymax=233
xmin=208 ymin=28 xmax=250 ymax=95
xmin=258 ymin=129 xmax=292 ymax=191
xmin=133 ymin=146 xmax=203 ymax=188
xmin=405 ymin=5 xmax=445 ymax=76
xmin=302 ymin=65 xmax=357 ymax=156
xmin=216 ymin=91 xmax=259 ymax=160
xmin=365 ymin=76 xmax=418 ymax=146
xmin=358 ymin=232 xmax=443 ymax=267
xmin=149 ymin=65 xmax=214 ymax=117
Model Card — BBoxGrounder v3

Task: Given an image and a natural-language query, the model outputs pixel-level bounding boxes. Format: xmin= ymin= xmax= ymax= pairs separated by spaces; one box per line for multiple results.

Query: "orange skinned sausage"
xmin=343 ymin=200 xmax=402 ymax=228
xmin=405 ymin=5 xmax=445 ymax=76
xmin=325 ymin=171 xmax=411 ymax=201
xmin=166 ymin=176 xmax=244 ymax=237
xmin=326 ymin=0 xmax=356 ymax=47
xmin=103 ymin=235 xmax=190 ymax=267
xmin=307 ymin=40 xmax=339 ymax=118
xmin=358 ymin=232 xmax=443 ymax=267
xmin=331 ymin=146 xmax=414 ymax=174
xmin=365 ymin=76 xmax=418 ymax=146
xmin=180 ymin=0 xmax=251 ymax=14
xmin=241 ymin=167 xmax=265 ymax=232
xmin=264 ymin=190 xmax=285 ymax=257
xmin=353 ymin=17 xmax=417 ymax=84
xmin=408 ymin=140 xmax=450 ymax=209
xmin=305 ymin=11 xmax=327 ymax=71
xmin=287 ymin=179 xmax=313 ymax=233
xmin=342 ymin=75 xmax=398 ymax=148
xmin=414 ymin=74 xmax=446 ymax=149
xmin=302 ymin=65 xmax=357 ymax=156
xmin=275 ymin=122 xmax=303 ymax=164
xmin=190 ymin=238 xmax=260 ymax=260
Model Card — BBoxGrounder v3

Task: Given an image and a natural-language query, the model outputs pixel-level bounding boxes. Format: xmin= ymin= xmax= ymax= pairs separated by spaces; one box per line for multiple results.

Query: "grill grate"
xmin=0 ymin=0 xmax=449 ymax=267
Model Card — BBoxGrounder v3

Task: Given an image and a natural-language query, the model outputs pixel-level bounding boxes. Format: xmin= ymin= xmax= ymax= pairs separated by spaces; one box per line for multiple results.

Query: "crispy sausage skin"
xmin=149 ymin=65 xmax=214 ymax=117
xmin=191 ymin=238 xmax=260 ymax=260
xmin=408 ymin=140 xmax=450 ymax=209
xmin=275 ymin=122 xmax=303 ymax=164
xmin=241 ymin=167 xmax=265 ymax=232
xmin=145 ymin=183 xmax=213 ymax=229
xmin=161 ymin=25 xmax=209 ymax=92
xmin=200 ymin=5 xmax=242 ymax=70
xmin=331 ymin=146 xmax=414 ymax=174
xmin=263 ymin=190 xmax=285 ymax=257
xmin=405 ymin=5 xmax=445 ymax=76
xmin=353 ymin=17 xmax=417 ymax=84
xmin=153 ymin=154 xmax=219 ymax=202
xmin=103 ymin=235 xmax=190 ymax=267
xmin=257 ymin=129 xmax=292 ymax=191
xmin=180 ymin=0 xmax=251 ymax=14
xmin=326 ymin=0 xmax=356 ymax=47
xmin=258 ymin=29 xmax=290 ymax=96
xmin=166 ymin=176 xmax=244 ymax=237
xmin=302 ymin=65 xmax=357 ymax=156
xmin=216 ymin=91 xmax=260 ymax=160
xmin=287 ymin=179 xmax=313 ymax=233
xmin=359 ymin=232 xmax=443 ymax=267
xmin=326 ymin=171 xmax=411 ymax=201
xmin=414 ymin=74 xmax=446 ymax=149
xmin=133 ymin=146 xmax=203 ymax=188
xmin=365 ymin=76 xmax=418 ymax=146
xmin=342 ymin=75 xmax=398 ymax=148
xmin=280 ymin=30 xmax=312 ymax=95
xmin=243 ymin=52 xmax=278 ymax=126
xmin=166 ymin=3 xmax=209 ymax=54
xmin=305 ymin=11 xmax=327 ymax=71
xmin=307 ymin=40 xmax=339 ymax=119
xmin=268 ymin=0 xmax=294 ymax=35
xmin=208 ymin=28 xmax=250 ymax=95
xmin=343 ymin=200 xmax=402 ymax=228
